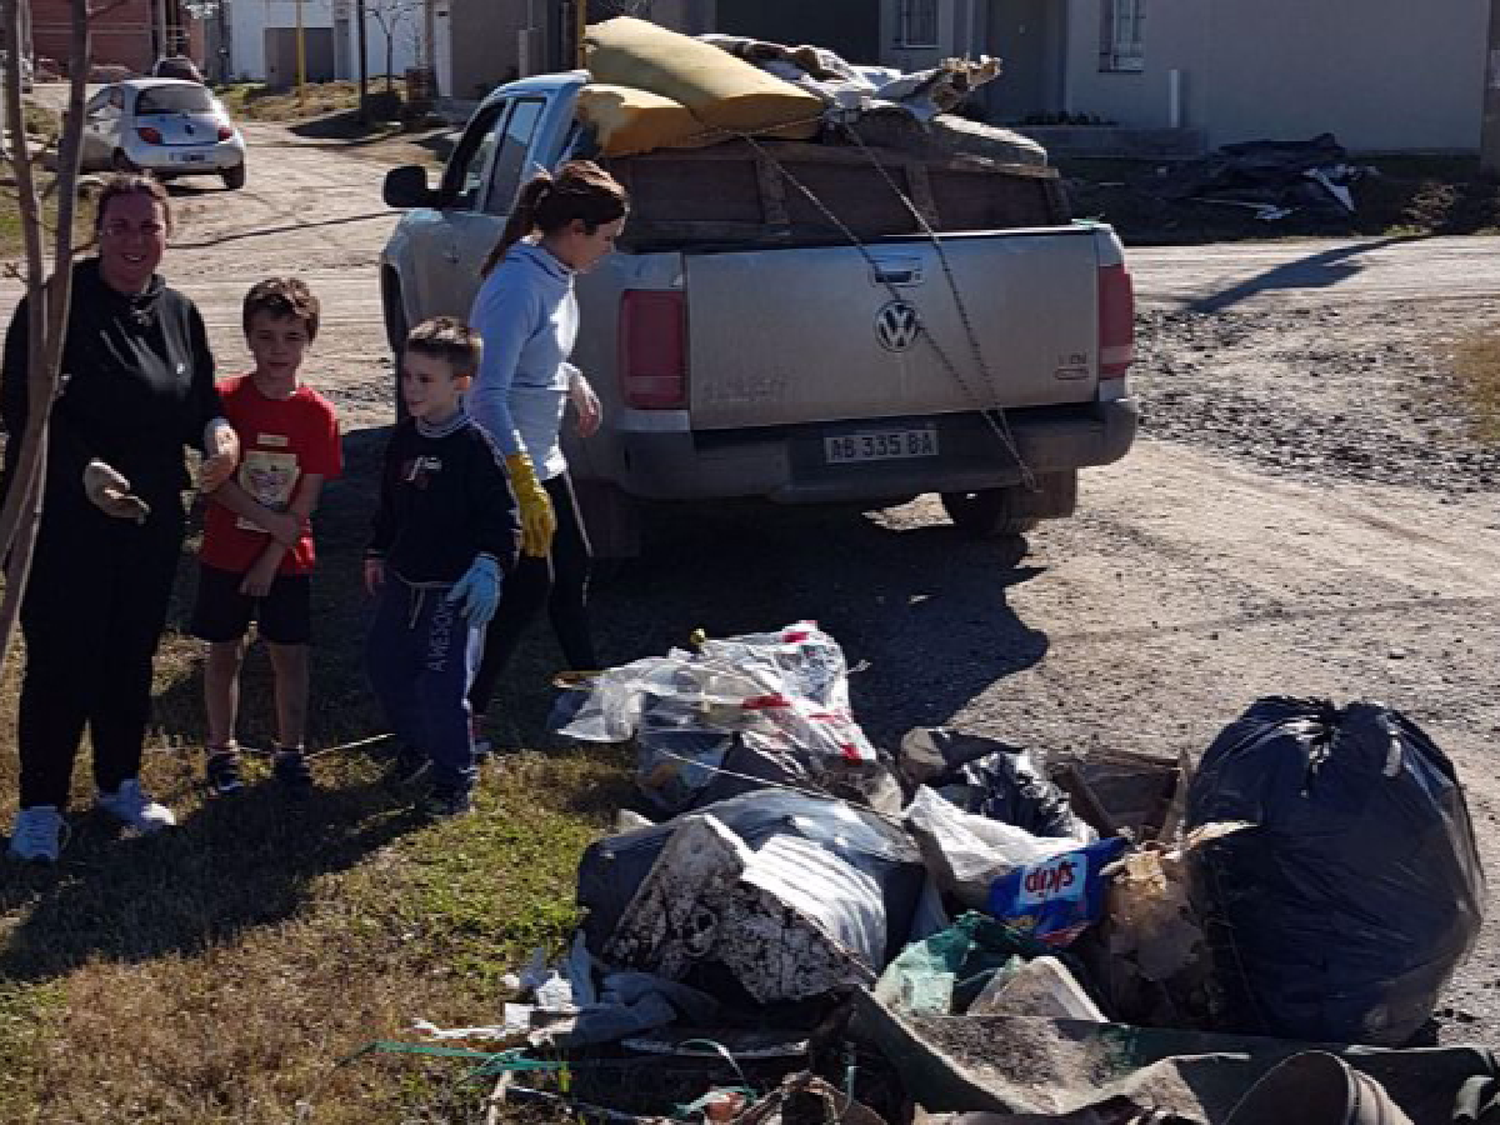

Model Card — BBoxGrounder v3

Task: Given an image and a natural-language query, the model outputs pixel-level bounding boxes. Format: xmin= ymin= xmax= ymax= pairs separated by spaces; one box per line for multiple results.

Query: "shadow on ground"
xmin=0 ymin=775 xmax=419 ymax=982
xmin=1 ymin=424 xmax=1048 ymax=975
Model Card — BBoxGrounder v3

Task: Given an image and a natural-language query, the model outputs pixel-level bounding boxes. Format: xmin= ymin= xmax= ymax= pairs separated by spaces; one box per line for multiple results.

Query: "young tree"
xmin=0 ymin=0 xmax=93 ymax=676
xmin=367 ymin=0 xmax=413 ymax=93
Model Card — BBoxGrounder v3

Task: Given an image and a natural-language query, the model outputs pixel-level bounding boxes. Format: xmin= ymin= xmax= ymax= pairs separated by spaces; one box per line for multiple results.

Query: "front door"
xmin=984 ymin=0 xmax=1063 ymax=123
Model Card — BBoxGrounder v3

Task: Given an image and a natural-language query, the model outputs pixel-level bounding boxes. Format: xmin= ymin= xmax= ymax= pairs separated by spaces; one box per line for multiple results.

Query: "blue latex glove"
xmin=447 ymin=555 xmax=501 ymax=628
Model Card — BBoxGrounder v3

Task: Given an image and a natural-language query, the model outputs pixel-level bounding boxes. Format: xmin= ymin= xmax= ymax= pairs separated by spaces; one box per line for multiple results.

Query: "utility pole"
xmin=295 ymin=0 xmax=308 ymax=103
xmin=356 ymin=0 xmax=369 ymax=121
xmin=1484 ymin=0 xmax=1500 ymax=176
xmin=153 ymin=0 xmax=167 ymax=58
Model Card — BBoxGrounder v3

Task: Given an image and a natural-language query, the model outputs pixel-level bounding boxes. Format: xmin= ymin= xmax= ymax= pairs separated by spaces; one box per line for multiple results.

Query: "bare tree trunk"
xmin=0 ymin=0 xmax=90 ymax=678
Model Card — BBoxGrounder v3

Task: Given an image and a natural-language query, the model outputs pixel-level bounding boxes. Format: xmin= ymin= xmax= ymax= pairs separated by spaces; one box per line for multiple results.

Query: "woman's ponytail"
xmin=482 ymin=170 xmax=555 ymax=277
xmin=479 ymin=160 xmax=629 ymax=279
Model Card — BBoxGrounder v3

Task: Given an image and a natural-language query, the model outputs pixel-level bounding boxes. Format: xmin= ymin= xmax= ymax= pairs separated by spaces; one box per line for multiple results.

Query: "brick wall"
xmin=30 ymin=0 xmax=203 ymax=75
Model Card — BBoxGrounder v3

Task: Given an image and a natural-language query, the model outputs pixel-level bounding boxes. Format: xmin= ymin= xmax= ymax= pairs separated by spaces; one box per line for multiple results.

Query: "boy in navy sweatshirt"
xmin=365 ymin=317 xmax=519 ymax=817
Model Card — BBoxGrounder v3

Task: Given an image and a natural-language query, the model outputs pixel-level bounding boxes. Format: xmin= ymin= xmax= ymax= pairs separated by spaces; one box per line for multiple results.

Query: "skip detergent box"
xmin=985 ymin=837 xmax=1128 ymax=947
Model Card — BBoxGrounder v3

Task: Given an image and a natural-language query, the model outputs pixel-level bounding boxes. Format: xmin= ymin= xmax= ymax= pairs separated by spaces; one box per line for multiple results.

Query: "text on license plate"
xmin=825 ymin=428 xmax=939 ymax=464
xmin=172 ymin=153 xmax=206 ymax=163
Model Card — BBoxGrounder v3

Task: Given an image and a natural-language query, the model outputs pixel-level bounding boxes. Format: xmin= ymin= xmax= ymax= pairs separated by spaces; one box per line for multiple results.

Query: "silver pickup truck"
xmin=379 ymin=71 xmax=1137 ymax=554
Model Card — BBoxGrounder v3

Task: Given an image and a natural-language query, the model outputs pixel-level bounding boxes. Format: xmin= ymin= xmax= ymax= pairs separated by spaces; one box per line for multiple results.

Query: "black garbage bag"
xmin=903 ymin=728 xmax=1091 ymax=838
xmin=1187 ymin=697 xmax=1485 ymax=1046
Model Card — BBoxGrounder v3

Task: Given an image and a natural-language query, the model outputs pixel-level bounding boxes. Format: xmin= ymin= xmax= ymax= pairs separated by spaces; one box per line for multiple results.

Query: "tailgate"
xmin=684 ymin=228 xmax=1102 ymax=430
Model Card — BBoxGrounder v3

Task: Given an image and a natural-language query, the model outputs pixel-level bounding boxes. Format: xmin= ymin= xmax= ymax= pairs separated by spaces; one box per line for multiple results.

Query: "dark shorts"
xmin=190 ymin=563 xmax=312 ymax=645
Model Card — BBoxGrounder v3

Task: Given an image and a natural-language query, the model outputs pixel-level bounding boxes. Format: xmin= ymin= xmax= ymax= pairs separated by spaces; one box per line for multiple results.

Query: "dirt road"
xmin=5 ymin=126 xmax=1500 ymax=1043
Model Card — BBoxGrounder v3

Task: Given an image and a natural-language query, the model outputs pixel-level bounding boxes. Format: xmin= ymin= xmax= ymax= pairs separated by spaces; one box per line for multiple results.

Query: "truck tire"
xmin=941 ymin=489 xmax=1039 ymax=537
xmin=942 ymin=472 xmax=1079 ymax=537
xmin=382 ymin=272 xmax=409 ymax=421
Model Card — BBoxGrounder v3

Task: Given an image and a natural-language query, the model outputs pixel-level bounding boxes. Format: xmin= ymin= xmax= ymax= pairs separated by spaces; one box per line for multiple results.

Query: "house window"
xmin=1100 ymin=0 xmax=1144 ymax=72
xmin=896 ymin=0 xmax=939 ymax=48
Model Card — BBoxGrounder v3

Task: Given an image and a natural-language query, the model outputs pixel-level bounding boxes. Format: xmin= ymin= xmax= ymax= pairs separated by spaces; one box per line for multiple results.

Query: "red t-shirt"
xmin=200 ymin=375 xmax=343 ymax=576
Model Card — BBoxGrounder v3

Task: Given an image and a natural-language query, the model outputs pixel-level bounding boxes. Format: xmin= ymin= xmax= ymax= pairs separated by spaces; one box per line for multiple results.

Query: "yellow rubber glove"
xmin=505 ymin=452 xmax=556 ymax=558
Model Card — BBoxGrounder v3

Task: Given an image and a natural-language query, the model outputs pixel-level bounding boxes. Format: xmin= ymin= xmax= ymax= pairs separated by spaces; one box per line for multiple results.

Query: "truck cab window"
xmin=440 ymin=101 xmax=504 ymax=209
xmin=483 ymin=99 xmax=544 ymax=217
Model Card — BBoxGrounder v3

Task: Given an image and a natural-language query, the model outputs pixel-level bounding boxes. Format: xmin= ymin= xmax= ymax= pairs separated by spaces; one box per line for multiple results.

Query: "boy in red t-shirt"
xmin=191 ymin=278 xmax=342 ymax=796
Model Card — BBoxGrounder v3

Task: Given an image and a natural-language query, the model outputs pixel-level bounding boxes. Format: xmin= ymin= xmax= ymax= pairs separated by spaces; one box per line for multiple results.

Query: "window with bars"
xmin=897 ymin=0 xmax=939 ymax=48
xmin=1100 ymin=0 xmax=1145 ymax=72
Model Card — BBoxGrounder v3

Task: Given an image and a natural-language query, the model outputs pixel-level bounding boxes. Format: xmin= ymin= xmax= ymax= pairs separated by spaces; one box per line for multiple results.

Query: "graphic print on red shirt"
xmin=199 ymin=375 xmax=342 ymax=576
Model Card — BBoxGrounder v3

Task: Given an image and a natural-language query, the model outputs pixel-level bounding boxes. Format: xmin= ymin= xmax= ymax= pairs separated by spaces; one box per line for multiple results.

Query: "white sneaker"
xmin=96 ymin=779 xmax=176 ymax=834
xmin=8 ymin=805 xmax=65 ymax=862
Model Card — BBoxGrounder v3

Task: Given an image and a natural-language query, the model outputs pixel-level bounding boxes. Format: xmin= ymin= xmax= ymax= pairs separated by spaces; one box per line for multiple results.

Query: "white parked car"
xmin=80 ymin=79 xmax=247 ymax=189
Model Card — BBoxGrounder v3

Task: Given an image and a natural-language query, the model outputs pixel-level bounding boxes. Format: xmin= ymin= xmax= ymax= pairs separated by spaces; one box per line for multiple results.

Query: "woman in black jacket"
xmin=1 ymin=174 xmax=239 ymax=862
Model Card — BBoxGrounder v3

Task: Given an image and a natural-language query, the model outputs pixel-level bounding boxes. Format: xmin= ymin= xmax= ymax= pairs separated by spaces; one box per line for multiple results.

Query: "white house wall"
xmin=227 ymin=0 xmax=420 ymax=83
xmin=1065 ymin=0 xmax=1487 ymax=152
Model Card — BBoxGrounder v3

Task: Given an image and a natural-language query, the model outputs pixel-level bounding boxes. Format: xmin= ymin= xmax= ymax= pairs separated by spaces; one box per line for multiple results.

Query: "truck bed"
xmin=602 ymin=139 xmax=1070 ymax=251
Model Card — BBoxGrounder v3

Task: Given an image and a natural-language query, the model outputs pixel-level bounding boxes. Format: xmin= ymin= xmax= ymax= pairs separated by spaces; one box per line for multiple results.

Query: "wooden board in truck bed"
xmin=603 ymin=139 xmax=1070 ymax=249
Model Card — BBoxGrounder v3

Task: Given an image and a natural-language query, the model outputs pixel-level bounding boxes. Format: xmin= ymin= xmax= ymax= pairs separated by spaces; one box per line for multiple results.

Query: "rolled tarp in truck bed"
xmin=584 ymin=17 xmax=822 ymax=143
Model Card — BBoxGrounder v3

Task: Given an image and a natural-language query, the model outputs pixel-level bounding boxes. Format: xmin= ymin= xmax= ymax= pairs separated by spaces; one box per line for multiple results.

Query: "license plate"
xmin=825 ymin=428 xmax=939 ymax=464
xmin=171 ymin=153 xmax=206 ymax=163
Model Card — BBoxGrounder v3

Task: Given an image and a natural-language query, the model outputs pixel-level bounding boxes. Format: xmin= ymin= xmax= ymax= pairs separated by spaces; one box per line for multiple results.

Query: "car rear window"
xmin=137 ymin=86 xmax=214 ymax=115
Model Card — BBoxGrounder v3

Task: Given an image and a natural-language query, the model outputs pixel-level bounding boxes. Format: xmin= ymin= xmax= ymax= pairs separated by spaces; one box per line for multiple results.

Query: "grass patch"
xmin=217 ymin=80 xmax=364 ymax=121
xmin=1451 ymin=328 xmax=1500 ymax=446
xmin=0 ymin=429 xmax=631 ymax=1123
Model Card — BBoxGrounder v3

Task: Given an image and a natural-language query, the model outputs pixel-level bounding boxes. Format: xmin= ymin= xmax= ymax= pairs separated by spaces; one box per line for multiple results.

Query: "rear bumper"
xmin=609 ymin=399 xmax=1139 ymax=503
xmin=123 ymin=138 xmax=245 ymax=174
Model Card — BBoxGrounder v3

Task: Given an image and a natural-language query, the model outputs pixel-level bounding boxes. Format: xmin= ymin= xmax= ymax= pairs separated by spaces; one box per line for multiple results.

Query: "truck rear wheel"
xmin=941 ymin=473 xmax=1077 ymax=538
xmin=941 ymin=489 xmax=1039 ymax=537
xmin=382 ymin=272 xmax=409 ymax=421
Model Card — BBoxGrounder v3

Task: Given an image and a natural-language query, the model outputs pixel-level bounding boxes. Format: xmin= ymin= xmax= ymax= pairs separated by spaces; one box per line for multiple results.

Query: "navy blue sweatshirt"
xmin=1 ymin=258 xmax=222 ymax=512
xmin=367 ymin=412 xmax=521 ymax=584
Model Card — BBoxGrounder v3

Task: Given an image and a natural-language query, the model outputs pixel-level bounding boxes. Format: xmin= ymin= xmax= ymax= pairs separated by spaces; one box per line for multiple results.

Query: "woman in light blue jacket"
xmin=466 ymin=161 xmax=629 ymax=734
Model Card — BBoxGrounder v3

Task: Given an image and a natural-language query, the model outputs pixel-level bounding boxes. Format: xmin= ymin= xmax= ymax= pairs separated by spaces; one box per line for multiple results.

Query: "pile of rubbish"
xmin=1160 ymin=133 xmax=1373 ymax=223
xmin=575 ymin=17 xmax=1045 ymax=167
xmin=404 ymin=624 xmax=1491 ymax=1124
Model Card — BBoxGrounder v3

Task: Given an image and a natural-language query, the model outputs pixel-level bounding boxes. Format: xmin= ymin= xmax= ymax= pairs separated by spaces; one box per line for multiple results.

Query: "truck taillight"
xmin=619 ymin=290 xmax=687 ymax=409
xmin=1098 ymin=262 xmax=1134 ymax=379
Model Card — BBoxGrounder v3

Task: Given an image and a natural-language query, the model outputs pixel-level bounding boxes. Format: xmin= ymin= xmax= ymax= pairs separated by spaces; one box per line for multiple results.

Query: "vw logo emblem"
xmin=875 ymin=300 xmax=921 ymax=352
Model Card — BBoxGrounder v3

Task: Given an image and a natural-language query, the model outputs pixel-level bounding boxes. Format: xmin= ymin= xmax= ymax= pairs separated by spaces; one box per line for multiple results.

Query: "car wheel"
xmin=940 ymin=489 xmax=1039 ymax=538
xmin=111 ymin=150 xmax=137 ymax=173
xmin=221 ymin=163 xmax=246 ymax=190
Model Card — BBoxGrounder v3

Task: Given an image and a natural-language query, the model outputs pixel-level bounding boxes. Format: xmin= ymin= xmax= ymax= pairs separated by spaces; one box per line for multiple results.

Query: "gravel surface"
xmin=1136 ymin=301 xmax=1500 ymax=497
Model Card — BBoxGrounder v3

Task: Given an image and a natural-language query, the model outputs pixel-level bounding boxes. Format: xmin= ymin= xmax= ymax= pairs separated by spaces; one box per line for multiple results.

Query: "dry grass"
xmin=217 ymin=81 xmax=361 ymax=122
xmin=1450 ymin=328 xmax=1500 ymax=446
xmin=0 ymin=432 xmax=631 ymax=1123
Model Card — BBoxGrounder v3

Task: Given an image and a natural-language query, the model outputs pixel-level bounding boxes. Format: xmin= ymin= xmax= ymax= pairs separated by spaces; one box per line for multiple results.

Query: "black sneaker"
xmin=470 ymin=717 xmax=492 ymax=763
xmin=419 ymin=786 xmax=473 ymax=819
xmin=386 ymin=745 xmax=429 ymax=788
xmin=205 ymin=750 xmax=244 ymax=797
xmin=273 ymin=749 xmax=314 ymax=797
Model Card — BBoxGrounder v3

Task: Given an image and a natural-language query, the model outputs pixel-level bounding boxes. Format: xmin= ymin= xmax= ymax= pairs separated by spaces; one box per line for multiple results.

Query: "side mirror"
xmin=383 ymin=165 xmax=437 ymax=209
